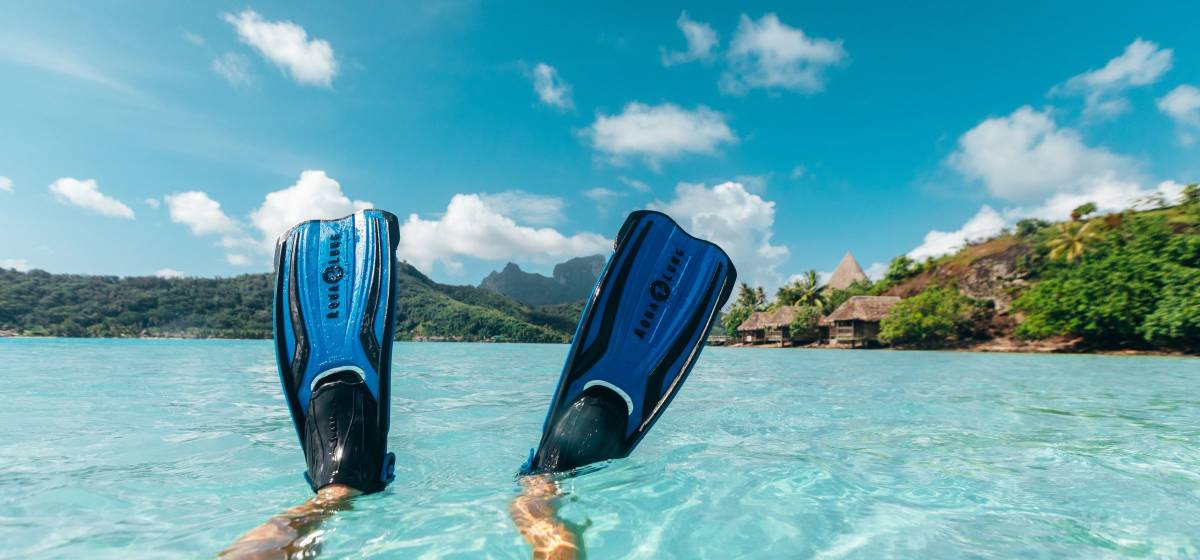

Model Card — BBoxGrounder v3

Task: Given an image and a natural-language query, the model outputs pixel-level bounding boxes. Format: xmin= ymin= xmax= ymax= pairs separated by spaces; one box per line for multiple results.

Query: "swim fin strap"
xmin=526 ymin=210 xmax=737 ymax=474
xmin=272 ymin=209 xmax=400 ymax=493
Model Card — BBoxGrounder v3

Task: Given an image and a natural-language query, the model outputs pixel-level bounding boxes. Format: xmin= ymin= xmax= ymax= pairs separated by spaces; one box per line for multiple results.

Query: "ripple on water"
xmin=0 ymin=341 xmax=1197 ymax=558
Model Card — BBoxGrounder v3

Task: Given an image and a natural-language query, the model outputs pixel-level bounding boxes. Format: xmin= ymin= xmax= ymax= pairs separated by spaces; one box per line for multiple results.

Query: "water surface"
xmin=0 ymin=339 xmax=1197 ymax=558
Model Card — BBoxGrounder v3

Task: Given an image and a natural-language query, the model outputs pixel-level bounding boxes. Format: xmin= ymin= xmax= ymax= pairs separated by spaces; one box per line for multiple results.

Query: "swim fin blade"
xmin=526 ymin=210 xmax=736 ymax=474
xmin=272 ymin=209 xmax=400 ymax=493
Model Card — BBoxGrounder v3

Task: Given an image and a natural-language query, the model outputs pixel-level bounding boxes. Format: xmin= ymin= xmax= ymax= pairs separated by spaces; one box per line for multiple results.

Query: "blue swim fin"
xmin=272 ymin=209 xmax=399 ymax=493
xmin=525 ymin=210 xmax=736 ymax=474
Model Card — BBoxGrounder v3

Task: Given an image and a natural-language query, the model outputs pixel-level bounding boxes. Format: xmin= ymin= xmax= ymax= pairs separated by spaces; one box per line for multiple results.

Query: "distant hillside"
xmin=876 ymin=192 xmax=1199 ymax=352
xmin=479 ymin=255 xmax=604 ymax=306
xmin=0 ymin=264 xmax=580 ymax=342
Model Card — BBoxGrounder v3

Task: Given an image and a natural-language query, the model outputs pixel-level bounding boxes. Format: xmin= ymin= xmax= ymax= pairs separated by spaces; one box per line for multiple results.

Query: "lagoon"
xmin=0 ymin=339 xmax=1197 ymax=558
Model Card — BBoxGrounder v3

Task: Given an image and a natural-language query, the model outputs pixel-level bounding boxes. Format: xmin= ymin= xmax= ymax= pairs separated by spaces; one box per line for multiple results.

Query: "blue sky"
xmin=1 ymin=1 xmax=1198 ymax=291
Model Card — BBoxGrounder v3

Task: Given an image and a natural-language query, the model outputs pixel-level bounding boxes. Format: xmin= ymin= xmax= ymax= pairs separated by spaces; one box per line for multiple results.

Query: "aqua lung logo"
xmin=323 ymin=233 xmax=344 ymax=319
xmin=634 ymin=248 xmax=685 ymax=339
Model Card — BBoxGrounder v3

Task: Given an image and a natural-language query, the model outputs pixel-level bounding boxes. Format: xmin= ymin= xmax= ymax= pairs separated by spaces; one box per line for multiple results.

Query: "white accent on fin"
xmin=311 ymin=366 xmax=365 ymax=391
xmin=584 ymin=380 xmax=634 ymax=415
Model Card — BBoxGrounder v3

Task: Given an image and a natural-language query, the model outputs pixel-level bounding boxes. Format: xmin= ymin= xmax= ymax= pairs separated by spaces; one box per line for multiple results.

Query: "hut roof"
xmin=761 ymin=305 xmax=803 ymax=328
xmin=827 ymin=251 xmax=868 ymax=290
xmin=819 ymin=296 xmax=900 ymax=325
xmin=736 ymin=310 xmax=770 ymax=332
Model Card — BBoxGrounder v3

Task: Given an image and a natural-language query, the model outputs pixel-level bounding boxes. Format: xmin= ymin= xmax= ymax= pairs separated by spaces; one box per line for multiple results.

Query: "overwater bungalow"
xmin=736 ymin=306 xmax=809 ymax=346
xmin=819 ymin=296 xmax=901 ymax=348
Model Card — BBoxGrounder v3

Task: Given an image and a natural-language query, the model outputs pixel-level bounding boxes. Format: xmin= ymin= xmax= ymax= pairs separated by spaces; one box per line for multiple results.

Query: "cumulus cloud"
xmin=1158 ymin=84 xmax=1200 ymax=144
xmin=0 ymin=176 xmax=12 ymax=192
xmin=585 ymin=102 xmax=736 ymax=169
xmin=478 ymin=190 xmax=565 ymax=226
xmin=163 ymin=170 xmax=372 ymax=267
xmin=212 ymin=52 xmax=252 ymax=87
xmin=48 ymin=178 xmax=135 ymax=219
xmin=1 ymin=258 xmax=30 ymax=271
xmin=661 ymin=11 xmax=719 ymax=66
xmin=721 ymin=13 xmax=847 ymax=95
xmin=165 ymin=191 xmax=245 ymax=248
xmin=396 ymin=194 xmax=610 ymax=275
xmin=650 ymin=181 xmax=789 ymax=291
xmin=530 ymin=63 xmax=573 ymax=110
xmin=908 ymin=206 xmax=1006 ymax=261
xmin=1055 ymin=38 xmax=1173 ymax=119
xmin=1007 ymin=179 xmax=1187 ymax=221
xmin=249 ymin=170 xmax=373 ymax=250
xmin=155 ymin=268 xmax=184 ymax=279
xmin=947 ymin=105 xmax=1133 ymax=201
xmin=223 ymin=9 xmax=336 ymax=87
xmin=144 ymin=198 xmax=160 ymax=208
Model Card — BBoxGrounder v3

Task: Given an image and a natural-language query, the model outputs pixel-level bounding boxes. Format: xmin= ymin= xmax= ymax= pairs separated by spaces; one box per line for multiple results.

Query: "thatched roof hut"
xmin=820 ymin=296 xmax=900 ymax=347
xmin=736 ymin=306 xmax=811 ymax=345
xmin=819 ymin=296 xmax=900 ymax=325
xmin=827 ymin=251 xmax=868 ymax=290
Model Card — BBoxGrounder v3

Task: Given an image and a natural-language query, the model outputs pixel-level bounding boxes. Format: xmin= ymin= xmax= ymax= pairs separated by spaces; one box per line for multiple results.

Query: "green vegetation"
xmin=822 ymin=279 xmax=873 ymax=315
xmin=879 ymin=286 xmax=990 ymax=347
xmin=0 ymin=264 xmax=579 ymax=342
xmin=775 ymin=269 xmax=825 ymax=307
xmin=721 ymin=282 xmax=765 ymax=335
xmin=1012 ymin=190 xmax=1200 ymax=351
xmin=787 ymin=305 xmax=823 ymax=339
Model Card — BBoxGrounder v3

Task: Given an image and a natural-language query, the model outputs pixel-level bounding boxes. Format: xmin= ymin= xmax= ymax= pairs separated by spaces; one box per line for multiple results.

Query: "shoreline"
xmin=3 ymin=333 xmax=1194 ymax=357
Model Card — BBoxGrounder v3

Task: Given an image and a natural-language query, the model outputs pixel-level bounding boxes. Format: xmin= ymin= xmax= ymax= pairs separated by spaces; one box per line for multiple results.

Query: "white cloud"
xmin=650 ymin=181 xmax=789 ymax=291
xmin=1158 ymin=84 xmax=1200 ymax=144
xmin=721 ymin=13 xmax=847 ymax=95
xmin=1007 ymin=178 xmax=1187 ymax=221
xmin=478 ymin=190 xmax=565 ymax=226
xmin=585 ymin=102 xmax=736 ymax=169
xmin=223 ymin=9 xmax=336 ymax=87
xmin=947 ymin=106 xmax=1133 ymax=201
xmin=155 ymin=268 xmax=184 ymax=279
xmin=0 ymin=176 xmax=12 ymax=192
xmin=163 ymin=171 xmax=374 ymax=267
xmin=48 ymin=178 xmax=135 ymax=219
xmin=583 ymin=187 xmax=622 ymax=204
xmin=165 ymin=191 xmax=244 ymax=247
xmin=1 ymin=258 xmax=30 ymax=272
xmin=212 ymin=52 xmax=252 ymax=87
xmin=249 ymin=170 xmax=372 ymax=250
xmin=864 ymin=261 xmax=886 ymax=281
xmin=908 ymin=205 xmax=1006 ymax=261
xmin=661 ymin=11 xmax=719 ymax=66
xmin=396 ymin=194 xmax=610 ymax=275
xmin=619 ymin=176 xmax=651 ymax=192
xmin=530 ymin=63 xmax=573 ymax=110
xmin=1055 ymin=38 xmax=1173 ymax=119
xmin=790 ymin=165 xmax=806 ymax=180
xmin=144 ymin=198 xmax=160 ymax=208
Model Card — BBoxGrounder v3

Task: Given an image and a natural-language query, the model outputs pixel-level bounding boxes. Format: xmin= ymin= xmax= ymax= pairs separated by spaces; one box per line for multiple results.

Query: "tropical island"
xmin=1 ymin=187 xmax=1197 ymax=354
xmin=724 ymin=185 xmax=1199 ymax=354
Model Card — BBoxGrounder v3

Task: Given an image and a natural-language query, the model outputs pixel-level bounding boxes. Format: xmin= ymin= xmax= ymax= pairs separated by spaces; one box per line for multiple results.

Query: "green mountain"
xmin=0 ymin=262 xmax=581 ymax=342
xmin=479 ymin=255 xmax=605 ymax=306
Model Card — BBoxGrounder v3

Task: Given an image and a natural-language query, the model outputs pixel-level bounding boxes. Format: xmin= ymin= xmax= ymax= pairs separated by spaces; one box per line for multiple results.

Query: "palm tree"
xmin=776 ymin=269 xmax=825 ymax=307
xmin=1047 ymin=221 xmax=1100 ymax=262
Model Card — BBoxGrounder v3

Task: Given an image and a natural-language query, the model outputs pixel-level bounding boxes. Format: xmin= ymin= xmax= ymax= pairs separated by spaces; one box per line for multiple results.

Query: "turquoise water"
xmin=0 ymin=339 xmax=1197 ymax=558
